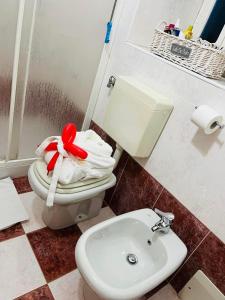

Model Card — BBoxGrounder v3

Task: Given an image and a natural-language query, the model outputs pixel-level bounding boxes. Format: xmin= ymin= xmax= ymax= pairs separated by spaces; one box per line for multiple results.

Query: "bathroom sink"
xmin=75 ymin=208 xmax=187 ymax=300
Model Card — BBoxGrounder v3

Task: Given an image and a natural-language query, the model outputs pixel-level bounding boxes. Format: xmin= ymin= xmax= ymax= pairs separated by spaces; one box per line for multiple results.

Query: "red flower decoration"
xmin=44 ymin=123 xmax=88 ymax=174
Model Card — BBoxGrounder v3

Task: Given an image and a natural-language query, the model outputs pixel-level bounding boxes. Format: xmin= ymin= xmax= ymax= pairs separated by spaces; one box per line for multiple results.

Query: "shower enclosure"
xmin=0 ymin=0 xmax=113 ymax=177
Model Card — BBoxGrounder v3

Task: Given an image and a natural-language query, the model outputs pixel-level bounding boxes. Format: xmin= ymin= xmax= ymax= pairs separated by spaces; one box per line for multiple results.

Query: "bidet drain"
xmin=126 ymin=253 xmax=138 ymax=265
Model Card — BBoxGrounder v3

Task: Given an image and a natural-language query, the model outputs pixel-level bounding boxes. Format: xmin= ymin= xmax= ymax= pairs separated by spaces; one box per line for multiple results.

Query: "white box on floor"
xmin=0 ymin=177 xmax=28 ymax=230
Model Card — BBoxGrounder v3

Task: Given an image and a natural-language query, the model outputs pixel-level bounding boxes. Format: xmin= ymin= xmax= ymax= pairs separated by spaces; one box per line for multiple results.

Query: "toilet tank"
xmin=103 ymin=76 xmax=173 ymax=157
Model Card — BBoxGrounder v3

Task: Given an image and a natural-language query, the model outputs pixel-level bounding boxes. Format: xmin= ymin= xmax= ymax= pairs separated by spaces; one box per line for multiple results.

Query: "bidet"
xmin=75 ymin=208 xmax=187 ymax=300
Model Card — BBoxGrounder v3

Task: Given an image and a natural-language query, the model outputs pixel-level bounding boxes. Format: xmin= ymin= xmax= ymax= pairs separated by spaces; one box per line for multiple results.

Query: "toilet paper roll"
xmin=191 ymin=105 xmax=223 ymax=134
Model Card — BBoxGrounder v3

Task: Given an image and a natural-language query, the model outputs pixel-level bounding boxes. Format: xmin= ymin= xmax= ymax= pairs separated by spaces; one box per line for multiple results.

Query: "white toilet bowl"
xmin=28 ymin=161 xmax=116 ymax=229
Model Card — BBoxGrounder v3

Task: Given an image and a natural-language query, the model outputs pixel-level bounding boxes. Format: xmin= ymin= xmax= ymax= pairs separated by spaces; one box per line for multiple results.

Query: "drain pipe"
xmin=113 ymin=143 xmax=123 ymax=170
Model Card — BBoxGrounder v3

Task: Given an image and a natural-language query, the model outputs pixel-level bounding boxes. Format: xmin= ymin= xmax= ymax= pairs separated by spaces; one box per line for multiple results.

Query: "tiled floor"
xmin=148 ymin=285 xmax=180 ymax=300
xmin=0 ymin=181 xmax=179 ymax=300
xmin=0 ymin=186 xmax=117 ymax=300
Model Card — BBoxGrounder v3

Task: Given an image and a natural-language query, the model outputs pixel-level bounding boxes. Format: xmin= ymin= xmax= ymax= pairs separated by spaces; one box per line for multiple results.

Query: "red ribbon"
xmin=45 ymin=123 xmax=88 ymax=174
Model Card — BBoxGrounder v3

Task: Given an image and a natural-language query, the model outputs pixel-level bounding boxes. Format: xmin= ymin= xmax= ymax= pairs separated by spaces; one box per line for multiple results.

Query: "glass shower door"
xmin=18 ymin=0 xmax=113 ymax=159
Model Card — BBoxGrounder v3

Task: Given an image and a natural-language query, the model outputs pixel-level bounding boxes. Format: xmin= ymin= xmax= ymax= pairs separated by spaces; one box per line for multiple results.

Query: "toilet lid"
xmin=34 ymin=160 xmax=112 ymax=194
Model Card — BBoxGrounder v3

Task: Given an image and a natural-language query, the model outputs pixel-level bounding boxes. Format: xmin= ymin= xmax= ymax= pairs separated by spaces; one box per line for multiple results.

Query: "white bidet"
xmin=75 ymin=208 xmax=187 ymax=300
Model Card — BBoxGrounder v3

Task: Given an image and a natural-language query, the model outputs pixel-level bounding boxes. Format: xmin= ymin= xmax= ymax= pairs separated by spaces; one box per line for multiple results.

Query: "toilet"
xmin=29 ymin=76 xmax=173 ymax=231
xmin=28 ymin=160 xmax=116 ymax=229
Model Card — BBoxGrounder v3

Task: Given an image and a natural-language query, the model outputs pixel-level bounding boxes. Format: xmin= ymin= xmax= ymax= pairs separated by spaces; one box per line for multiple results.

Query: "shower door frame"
xmin=0 ymin=0 xmax=37 ymax=178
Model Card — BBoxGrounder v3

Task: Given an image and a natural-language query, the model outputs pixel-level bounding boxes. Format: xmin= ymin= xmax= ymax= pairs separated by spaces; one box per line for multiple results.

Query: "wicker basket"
xmin=150 ymin=22 xmax=225 ymax=79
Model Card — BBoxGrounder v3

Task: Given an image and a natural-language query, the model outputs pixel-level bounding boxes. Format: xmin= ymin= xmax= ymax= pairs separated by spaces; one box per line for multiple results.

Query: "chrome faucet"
xmin=151 ymin=208 xmax=175 ymax=234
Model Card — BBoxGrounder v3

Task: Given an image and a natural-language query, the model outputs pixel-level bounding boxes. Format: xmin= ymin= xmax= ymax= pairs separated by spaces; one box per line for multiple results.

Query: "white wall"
xmin=129 ymin=0 xmax=204 ymax=46
xmin=92 ymin=0 xmax=225 ymax=243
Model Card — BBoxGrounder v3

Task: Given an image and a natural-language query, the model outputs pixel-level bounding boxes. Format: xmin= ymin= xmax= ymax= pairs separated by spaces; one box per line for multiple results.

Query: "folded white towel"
xmin=37 ymin=130 xmax=115 ymax=185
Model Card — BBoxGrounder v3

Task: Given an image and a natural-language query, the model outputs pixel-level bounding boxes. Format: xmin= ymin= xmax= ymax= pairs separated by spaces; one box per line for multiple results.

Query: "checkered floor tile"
xmin=0 ymin=178 xmax=115 ymax=300
xmin=0 ymin=177 xmax=176 ymax=300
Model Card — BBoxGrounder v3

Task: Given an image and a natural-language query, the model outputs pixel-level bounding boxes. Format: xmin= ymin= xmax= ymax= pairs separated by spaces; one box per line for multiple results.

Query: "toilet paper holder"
xmin=210 ymin=120 xmax=224 ymax=130
xmin=194 ymin=106 xmax=225 ymax=130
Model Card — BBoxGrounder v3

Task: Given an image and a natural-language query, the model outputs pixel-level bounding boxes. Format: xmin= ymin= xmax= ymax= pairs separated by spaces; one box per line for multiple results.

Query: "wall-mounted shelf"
xmin=127 ymin=42 xmax=225 ymax=92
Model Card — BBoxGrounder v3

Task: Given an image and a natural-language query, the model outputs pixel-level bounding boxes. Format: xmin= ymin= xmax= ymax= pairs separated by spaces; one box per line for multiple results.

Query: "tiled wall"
xmin=92 ymin=0 xmax=225 ymax=244
xmin=90 ymin=121 xmax=225 ymax=296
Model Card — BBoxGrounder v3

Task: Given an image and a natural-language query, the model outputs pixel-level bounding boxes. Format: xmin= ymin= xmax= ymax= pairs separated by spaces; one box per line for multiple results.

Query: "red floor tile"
xmin=14 ymin=285 xmax=54 ymax=300
xmin=0 ymin=223 xmax=25 ymax=242
xmin=13 ymin=176 xmax=32 ymax=194
xmin=27 ymin=225 xmax=82 ymax=282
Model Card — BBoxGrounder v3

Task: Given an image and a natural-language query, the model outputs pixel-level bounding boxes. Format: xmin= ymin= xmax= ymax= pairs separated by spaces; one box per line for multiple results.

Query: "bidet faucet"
xmin=151 ymin=208 xmax=175 ymax=234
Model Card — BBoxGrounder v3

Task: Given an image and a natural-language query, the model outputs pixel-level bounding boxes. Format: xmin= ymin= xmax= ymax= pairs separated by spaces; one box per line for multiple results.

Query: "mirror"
xmin=201 ymin=0 xmax=225 ymax=43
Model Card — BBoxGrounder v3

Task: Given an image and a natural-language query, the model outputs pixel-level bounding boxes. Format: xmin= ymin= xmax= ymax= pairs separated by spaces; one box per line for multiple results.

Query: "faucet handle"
xmin=154 ymin=208 xmax=175 ymax=223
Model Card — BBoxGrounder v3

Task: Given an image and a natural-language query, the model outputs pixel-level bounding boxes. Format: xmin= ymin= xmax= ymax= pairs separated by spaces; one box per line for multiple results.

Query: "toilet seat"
xmin=35 ymin=160 xmax=111 ymax=190
xmin=34 ymin=160 xmax=112 ymax=193
xmin=28 ymin=162 xmax=116 ymax=206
